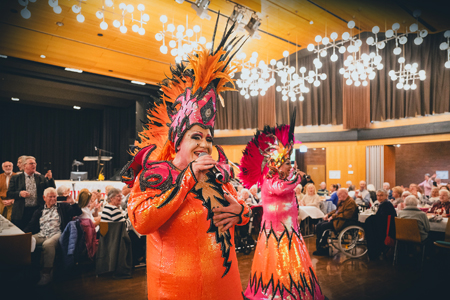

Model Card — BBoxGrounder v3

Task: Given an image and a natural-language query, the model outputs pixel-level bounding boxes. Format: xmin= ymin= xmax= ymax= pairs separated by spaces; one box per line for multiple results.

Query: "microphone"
xmin=198 ymin=152 xmax=223 ymax=181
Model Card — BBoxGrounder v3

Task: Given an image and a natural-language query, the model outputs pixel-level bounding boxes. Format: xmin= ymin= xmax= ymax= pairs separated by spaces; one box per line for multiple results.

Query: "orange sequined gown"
xmin=244 ymin=174 xmax=324 ymax=300
xmin=128 ymin=156 xmax=250 ymax=300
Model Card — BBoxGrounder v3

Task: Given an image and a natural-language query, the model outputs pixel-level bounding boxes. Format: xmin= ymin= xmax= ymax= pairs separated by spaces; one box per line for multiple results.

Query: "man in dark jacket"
xmin=313 ymin=189 xmax=359 ymax=256
xmin=7 ymin=156 xmax=55 ymax=230
xmin=365 ymin=189 xmax=397 ymax=261
xmin=24 ymin=187 xmax=81 ymax=285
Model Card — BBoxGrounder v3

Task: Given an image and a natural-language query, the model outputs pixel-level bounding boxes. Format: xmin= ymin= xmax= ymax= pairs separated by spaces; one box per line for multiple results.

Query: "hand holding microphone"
xmin=197 ymin=152 xmax=223 ymax=180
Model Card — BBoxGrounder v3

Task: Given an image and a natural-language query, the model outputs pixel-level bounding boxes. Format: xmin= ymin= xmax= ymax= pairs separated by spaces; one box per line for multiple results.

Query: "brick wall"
xmin=395 ymin=141 xmax=450 ymax=186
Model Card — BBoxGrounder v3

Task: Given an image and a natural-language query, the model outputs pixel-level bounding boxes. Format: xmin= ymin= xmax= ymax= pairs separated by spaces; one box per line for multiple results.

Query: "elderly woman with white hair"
xmin=239 ymin=188 xmax=258 ymax=207
xmin=397 ymin=195 xmax=430 ymax=241
xmin=428 ymin=189 xmax=450 ymax=217
xmin=294 ymin=184 xmax=304 ymax=206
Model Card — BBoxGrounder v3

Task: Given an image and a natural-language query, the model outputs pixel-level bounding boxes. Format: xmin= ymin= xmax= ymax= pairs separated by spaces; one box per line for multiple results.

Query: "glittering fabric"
xmin=128 ymin=163 xmax=250 ymax=300
xmin=244 ymin=175 xmax=324 ymax=300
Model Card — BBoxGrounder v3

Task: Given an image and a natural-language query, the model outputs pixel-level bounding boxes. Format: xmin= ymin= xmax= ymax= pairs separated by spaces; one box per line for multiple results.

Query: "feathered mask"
xmin=132 ymin=14 xmax=247 ymax=162
xmin=239 ymin=111 xmax=299 ymax=189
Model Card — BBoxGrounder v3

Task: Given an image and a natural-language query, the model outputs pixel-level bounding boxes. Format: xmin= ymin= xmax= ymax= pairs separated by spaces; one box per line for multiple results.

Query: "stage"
xmin=55 ymin=180 xmax=125 ymax=198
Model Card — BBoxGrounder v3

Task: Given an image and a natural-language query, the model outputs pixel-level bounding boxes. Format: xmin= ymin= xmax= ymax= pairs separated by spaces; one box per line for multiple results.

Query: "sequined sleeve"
xmin=266 ymin=175 xmax=301 ymax=197
xmin=222 ymin=182 xmax=250 ymax=226
xmin=127 ymin=165 xmax=197 ymax=235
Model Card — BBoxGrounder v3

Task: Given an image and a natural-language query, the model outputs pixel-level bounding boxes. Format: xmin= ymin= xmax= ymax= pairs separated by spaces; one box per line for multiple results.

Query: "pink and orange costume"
xmin=239 ymin=120 xmax=325 ymax=300
xmin=121 ymin=19 xmax=250 ymax=300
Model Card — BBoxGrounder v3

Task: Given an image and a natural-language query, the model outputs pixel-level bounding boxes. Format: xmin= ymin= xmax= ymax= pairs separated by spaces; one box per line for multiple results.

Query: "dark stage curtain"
xmin=215 ymin=90 xmax=258 ymax=130
xmin=370 ymin=32 xmax=450 ymax=121
xmin=275 ymin=48 xmax=344 ymax=126
xmin=1 ymin=102 xmax=135 ymax=180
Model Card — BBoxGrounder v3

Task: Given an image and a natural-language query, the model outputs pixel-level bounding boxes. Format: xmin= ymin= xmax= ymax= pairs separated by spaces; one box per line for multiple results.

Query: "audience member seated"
xmin=365 ymin=189 xmax=397 ymax=261
xmin=428 ymin=189 xmax=450 ymax=217
xmin=101 ymin=188 xmax=126 ymax=222
xmin=390 ymin=186 xmax=404 ymax=207
xmin=121 ymin=185 xmax=132 ymax=210
xmin=355 ymin=180 xmax=371 ymax=207
xmin=433 ymin=177 xmax=442 ymax=188
xmin=77 ymin=189 xmax=99 ymax=259
xmin=345 ymin=181 xmax=352 ymax=190
xmin=8 ymin=156 xmax=56 ymax=230
xmin=239 ymin=188 xmax=258 ymax=207
xmin=409 ymin=184 xmax=425 ymax=204
xmin=383 ymin=182 xmax=394 ymax=200
xmin=348 ymin=185 xmax=356 ymax=199
xmin=24 ymin=187 xmax=82 ymax=285
xmin=313 ymin=189 xmax=358 ymax=256
xmin=367 ymin=184 xmax=377 ymax=205
xmin=418 ymin=173 xmax=435 ymax=198
xmin=328 ymin=184 xmax=338 ymax=207
xmin=398 ymin=196 xmax=430 ymax=241
xmin=1 ymin=161 xmax=16 ymax=220
xmin=295 ymin=184 xmax=304 ymax=206
xmin=397 ymin=191 xmax=411 ymax=211
xmin=302 ymin=183 xmax=322 ymax=210
xmin=441 ymin=185 xmax=450 ymax=192
xmin=428 ymin=187 xmax=440 ymax=204
xmin=249 ymin=184 xmax=260 ymax=203
xmin=317 ymin=182 xmax=328 ymax=197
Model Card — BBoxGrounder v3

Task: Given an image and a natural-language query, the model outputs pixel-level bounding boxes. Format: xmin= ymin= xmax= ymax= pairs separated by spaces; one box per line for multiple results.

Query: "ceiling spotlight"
xmin=175 ymin=0 xmax=184 ymax=3
xmin=191 ymin=0 xmax=211 ymax=20
xmin=228 ymin=5 xmax=246 ymax=29
xmin=73 ymin=106 xmax=81 ymax=110
xmin=245 ymin=13 xmax=261 ymax=39
xmin=40 ymin=54 xmax=46 ymax=58
xmin=11 ymin=97 xmax=20 ymax=101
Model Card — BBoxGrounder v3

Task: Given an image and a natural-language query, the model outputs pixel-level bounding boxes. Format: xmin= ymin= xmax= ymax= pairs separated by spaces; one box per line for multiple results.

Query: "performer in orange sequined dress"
xmin=239 ymin=113 xmax=325 ymax=300
xmin=121 ymin=17 xmax=250 ymax=300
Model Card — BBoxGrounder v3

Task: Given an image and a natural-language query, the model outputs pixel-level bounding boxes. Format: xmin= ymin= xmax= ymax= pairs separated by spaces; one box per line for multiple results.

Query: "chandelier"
xmin=235 ymin=52 xmax=276 ymax=99
xmin=155 ymin=15 xmax=209 ymax=63
xmin=388 ymin=56 xmax=425 ymax=90
xmin=440 ymin=30 xmax=450 ymax=69
xmin=19 ymin=0 xmax=150 ymax=35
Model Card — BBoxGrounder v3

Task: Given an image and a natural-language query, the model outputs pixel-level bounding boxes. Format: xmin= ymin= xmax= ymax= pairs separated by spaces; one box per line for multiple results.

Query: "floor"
xmin=4 ymin=236 xmax=448 ymax=300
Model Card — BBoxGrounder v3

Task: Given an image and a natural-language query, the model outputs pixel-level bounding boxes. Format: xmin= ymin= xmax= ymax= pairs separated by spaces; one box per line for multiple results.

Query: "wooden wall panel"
xmin=383 ymin=145 xmax=396 ymax=187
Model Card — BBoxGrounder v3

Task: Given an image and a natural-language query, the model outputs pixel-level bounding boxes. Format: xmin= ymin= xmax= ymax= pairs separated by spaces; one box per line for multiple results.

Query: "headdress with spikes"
xmin=239 ymin=111 xmax=299 ymax=189
xmin=132 ymin=14 xmax=247 ymax=164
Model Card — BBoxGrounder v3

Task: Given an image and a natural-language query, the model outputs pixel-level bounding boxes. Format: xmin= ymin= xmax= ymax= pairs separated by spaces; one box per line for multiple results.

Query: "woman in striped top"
xmin=100 ymin=188 xmax=125 ymax=222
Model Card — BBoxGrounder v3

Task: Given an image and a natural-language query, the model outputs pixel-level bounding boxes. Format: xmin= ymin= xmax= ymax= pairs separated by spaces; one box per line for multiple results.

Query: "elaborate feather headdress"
xmin=239 ymin=111 xmax=299 ymax=189
xmin=133 ymin=15 xmax=246 ymax=161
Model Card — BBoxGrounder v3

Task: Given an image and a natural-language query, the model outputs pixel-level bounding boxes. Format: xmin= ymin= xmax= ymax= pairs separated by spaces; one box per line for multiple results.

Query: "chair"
xmin=393 ymin=218 xmax=426 ymax=267
xmin=0 ymin=232 xmax=32 ymax=269
xmin=96 ymin=221 xmax=132 ymax=278
xmin=433 ymin=218 xmax=450 ymax=250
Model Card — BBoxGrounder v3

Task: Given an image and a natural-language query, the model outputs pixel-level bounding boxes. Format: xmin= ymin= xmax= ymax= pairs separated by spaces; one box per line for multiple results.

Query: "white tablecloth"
xmin=55 ymin=180 xmax=125 ymax=198
xmin=0 ymin=215 xmax=36 ymax=252
xmin=298 ymin=206 xmax=325 ymax=220
xmin=430 ymin=218 xmax=447 ymax=233
xmin=358 ymin=211 xmax=375 ymax=223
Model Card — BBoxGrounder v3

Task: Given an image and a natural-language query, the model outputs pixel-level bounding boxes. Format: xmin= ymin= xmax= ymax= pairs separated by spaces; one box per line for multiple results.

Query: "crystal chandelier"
xmin=155 ymin=15 xmax=209 ymax=63
xmin=440 ymin=30 xmax=450 ymax=69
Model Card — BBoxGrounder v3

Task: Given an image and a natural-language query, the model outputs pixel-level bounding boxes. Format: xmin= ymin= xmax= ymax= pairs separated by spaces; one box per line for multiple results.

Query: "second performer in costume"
xmin=239 ymin=113 xmax=325 ymax=300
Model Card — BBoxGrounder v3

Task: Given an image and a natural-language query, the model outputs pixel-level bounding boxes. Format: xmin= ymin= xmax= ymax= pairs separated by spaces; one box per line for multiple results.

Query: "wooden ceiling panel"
xmin=0 ymin=0 xmax=447 ymax=93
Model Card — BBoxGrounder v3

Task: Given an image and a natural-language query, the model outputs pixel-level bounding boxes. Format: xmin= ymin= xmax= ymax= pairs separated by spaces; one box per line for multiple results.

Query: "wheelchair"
xmin=321 ymin=223 xmax=368 ymax=258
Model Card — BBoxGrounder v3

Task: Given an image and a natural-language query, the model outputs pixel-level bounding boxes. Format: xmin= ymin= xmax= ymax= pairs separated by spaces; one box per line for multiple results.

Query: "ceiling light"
xmin=73 ymin=106 xmax=81 ymax=110
xmin=131 ymin=80 xmax=146 ymax=85
xmin=0 ymin=55 xmax=7 ymax=58
xmin=56 ymin=21 xmax=64 ymax=26
xmin=175 ymin=0 xmax=184 ymax=3
xmin=299 ymin=145 xmax=308 ymax=153
xmin=11 ymin=97 xmax=20 ymax=101
xmin=40 ymin=55 xmax=46 ymax=58
xmin=228 ymin=5 xmax=246 ymax=28
xmin=245 ymin=13 xmax=261 ymax=39
xmin=65 ymin=67 xmax=83 ymax=73
xmin=191 ymin=0 xmax=211 ymax=20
